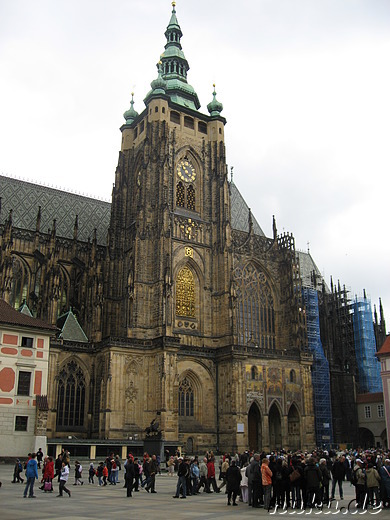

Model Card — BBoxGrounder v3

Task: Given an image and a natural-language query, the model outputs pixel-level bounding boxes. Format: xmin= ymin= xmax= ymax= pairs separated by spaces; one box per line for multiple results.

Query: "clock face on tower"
xmin=177 ymin=160 xmax=196 ymax=183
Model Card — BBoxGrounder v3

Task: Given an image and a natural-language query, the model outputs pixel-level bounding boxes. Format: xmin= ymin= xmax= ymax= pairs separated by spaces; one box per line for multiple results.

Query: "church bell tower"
xmin=104 ymin=2 xmax=233 ymax=349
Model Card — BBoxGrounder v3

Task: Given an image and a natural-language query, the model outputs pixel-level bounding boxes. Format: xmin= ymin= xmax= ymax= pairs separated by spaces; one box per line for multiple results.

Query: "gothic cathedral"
xmin=0 ymin=4 xmax=316 ymax=453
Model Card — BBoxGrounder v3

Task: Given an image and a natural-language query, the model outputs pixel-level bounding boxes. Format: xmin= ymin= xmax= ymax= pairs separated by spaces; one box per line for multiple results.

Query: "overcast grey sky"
xmin=1 ymin=0 xmax=389 ymax=331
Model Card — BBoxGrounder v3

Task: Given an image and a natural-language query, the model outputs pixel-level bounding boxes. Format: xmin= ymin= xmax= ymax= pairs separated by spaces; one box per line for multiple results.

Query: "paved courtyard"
xmin=0 ymin=463 xmax=380 ymax=520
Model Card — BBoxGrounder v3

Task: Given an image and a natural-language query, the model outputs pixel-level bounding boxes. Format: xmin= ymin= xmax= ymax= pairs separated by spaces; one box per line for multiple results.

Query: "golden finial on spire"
xmin=172 ymin=1 xmax=176 ymax=7
xmin=213 ymin=83 xmax=216 ymax=88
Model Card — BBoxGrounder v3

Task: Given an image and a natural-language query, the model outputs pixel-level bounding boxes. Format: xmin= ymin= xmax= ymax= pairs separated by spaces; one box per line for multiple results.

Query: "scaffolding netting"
xmin=352 ymin=296 xmax=382 ymax=393
xmin=302 ymin=288 xmax=333 ymax=447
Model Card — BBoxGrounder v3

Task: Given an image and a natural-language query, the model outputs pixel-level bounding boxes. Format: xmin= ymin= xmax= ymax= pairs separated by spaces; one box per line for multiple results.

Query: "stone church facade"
xmin=0 ymin=4 xmax=316 ymax=453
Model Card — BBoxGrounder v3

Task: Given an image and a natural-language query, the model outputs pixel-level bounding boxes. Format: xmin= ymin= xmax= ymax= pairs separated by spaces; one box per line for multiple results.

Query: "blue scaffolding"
xmin=352 ymin=295 xmax=382 ymax=393
xmin=302 ymin=288 xmax=333 ymax=447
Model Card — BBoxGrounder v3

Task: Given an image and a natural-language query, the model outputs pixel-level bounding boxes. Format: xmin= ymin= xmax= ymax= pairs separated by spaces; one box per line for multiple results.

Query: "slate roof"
xmin=297 ymin=251 xmax=328 ymax=292
xmin=57 ymin=309 xmax=89 ymax=343
xmin=229 ymin=182 xmax=265 ymax=236
xmin=0 ymin=299 xmax=58 ymax=332
xmin=0 ymin=175 xmax=111 ymax=245
xmin=1 ymin=175 xmax=266 ymax=244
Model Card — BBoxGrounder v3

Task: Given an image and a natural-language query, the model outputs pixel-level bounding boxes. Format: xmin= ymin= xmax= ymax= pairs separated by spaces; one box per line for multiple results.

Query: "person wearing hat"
xmin=353 ymin=459 xmax=366 ymax=508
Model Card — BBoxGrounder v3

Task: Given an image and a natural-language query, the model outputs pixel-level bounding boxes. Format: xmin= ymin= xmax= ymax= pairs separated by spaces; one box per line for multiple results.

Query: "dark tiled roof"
xmin=356 ymin=392 xmax=383 ymax=404
xmin=297 ymin=251 xmax=329 ymax=292
xmin=229 ymin=182 xmax=265 ymax=236
xmin=0 ymin=175 xmax=111 ymax=245
xmin=57 ymin=309 xmax=88 ymax=343
xmin=0 ymin=299 xmax=58 ymax=332
xmin=1 ymin=175 xmax=266 ymax=242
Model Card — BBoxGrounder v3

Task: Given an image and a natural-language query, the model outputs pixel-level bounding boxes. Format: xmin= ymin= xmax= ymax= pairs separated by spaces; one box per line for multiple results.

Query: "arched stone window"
xmin=176 ymin=266 xmax=195 ymax=318
xmin=9 ymin=257 xmax=29 ymax=310
xmin=176 ymin=182 xmax=185 ymax=207
xmin=187 ymin=185 xmax=195 ymax=210
xmin=289 ymin=369 xmax=296 ymax=383
xmin=234 ymin=263 xmax=275 ymax=348
xmin=251 ymin=366 xmax=258 ymax=380
xmin=178 ymin=376 xmax=194 ymax=417
xmin=56 ymin=360 xmax=86 ymax=429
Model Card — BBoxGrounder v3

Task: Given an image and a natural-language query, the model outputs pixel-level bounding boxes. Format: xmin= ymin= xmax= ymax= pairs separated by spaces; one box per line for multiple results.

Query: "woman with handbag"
xmin=42 ymin=456 xmax=54 ymax=492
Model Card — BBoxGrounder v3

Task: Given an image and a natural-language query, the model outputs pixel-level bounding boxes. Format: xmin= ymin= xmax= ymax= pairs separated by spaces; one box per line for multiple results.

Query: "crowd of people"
xmin=9 ymin=446 xmax=390 ymax=510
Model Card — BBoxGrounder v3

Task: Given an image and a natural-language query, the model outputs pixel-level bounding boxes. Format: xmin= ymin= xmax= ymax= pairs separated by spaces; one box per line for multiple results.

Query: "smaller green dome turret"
xmin=150 ymin=61 xmax=168 ymax=95
xmin=207 ymin=84 xmax=223 ymax=117
xmin=123 ymin=93 xmax=139 ymax=125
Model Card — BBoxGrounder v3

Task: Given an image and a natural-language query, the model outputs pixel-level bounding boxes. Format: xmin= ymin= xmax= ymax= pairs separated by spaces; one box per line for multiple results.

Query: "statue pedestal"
xmin=143 ymin=437 xmax=164 ymax=460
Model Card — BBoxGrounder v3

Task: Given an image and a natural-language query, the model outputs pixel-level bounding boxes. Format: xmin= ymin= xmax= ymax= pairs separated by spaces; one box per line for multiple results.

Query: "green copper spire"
xmin=123 ymin=93 xmax=139 ymax=125
xmin=150 ymin=61 xmax=168 ymax=95
xmin=207 ymin=84 xmax=223 ymax=117
xmin=144 ymin=2 xmax=200 ymax=110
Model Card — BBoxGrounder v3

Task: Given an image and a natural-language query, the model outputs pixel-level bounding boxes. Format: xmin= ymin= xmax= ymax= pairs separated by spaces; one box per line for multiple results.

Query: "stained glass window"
xmin=57 ymin=360 xmax=86 ymax=428
xmin=176 ymin=266 xmax=195 ymax=318
xmin=179 ymin=377 xmax=194 ymax=416
xmin=234 ymin=263 xmax=276 ymax=348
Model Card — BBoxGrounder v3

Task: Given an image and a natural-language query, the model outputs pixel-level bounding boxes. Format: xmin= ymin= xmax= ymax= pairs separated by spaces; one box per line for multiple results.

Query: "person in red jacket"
xmin=207 ymin=457 xmax=220 ymax=493
xmin=42 ymin=456 xmax=55 ymax=492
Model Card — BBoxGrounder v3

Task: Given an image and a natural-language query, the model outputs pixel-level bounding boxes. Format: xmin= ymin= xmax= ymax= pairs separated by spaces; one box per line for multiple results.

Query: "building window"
xmin=187 ymin=185 xmax=195 ymax=211
xmin=378 ymin=404 xmax=384 ymax=418
xmin=170 ymin=111 xmax=180 ymax=124
xmin=251 ymin=366 xmax=258 ymax=380
xmin=234 ymin=263 xmax=276 ymax=348
xmin=9 ymin=257 xmax=29 ymax=310
xmin=21 ymin=336 xmax=34 ymax=348
xmin=364 ymin=405 xmax=371 ymax=419
xmin=176 ymin=182 xmax=185 ymax=207
xmin=176 ymin=266 xmax=195 ymax=318
xmin=139 ymin=121 xmax=144 ymax=133
xmin=184 ymin=116 xmax=194 ymax=130
xmin=198 ymin=121 xmax=207 ymax=134
xmin=179 ymin=377 xmax=194 ymax=417
xmin=15 ymin=416 xmax=28 ymax=431
xmin=17 ymin=371 xmax=31 ymax=396
xmin=290 ymin=369 xmax=296 ymax=383
xmin=57 ymin=360 xmax=86 ymax=428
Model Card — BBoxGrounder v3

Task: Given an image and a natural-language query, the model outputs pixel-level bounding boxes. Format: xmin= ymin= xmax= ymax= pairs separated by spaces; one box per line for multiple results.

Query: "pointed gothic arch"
xmin=178 ymin=370 xmax=201 ymax=421
xmin=269 ymin=402 xmax=282 ymax=450
xmin=56 ymin=359 xmax=87 ymax=430
xmin=287 ymin=403 xmax=301 ymax=450
xmin=234 ymin=262 xmax=276 ymax=348
xmin=175 ymin=265 xmax=196 ymax=318
xmin=248 ymin=401 xmax=262 ymax=451
xmin=9 ymin=255 xmax=30 ymax=310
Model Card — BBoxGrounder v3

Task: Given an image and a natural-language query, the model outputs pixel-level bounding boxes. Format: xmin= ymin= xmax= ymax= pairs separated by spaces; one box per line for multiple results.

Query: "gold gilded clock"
xmin=177 ymin=160 xmax=196 ymax=183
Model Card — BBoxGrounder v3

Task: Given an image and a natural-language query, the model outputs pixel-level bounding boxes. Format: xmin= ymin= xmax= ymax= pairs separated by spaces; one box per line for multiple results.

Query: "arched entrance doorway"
xmin=288 ymin=404 xmax=300 ymax=450
xmin=358 ymin=427 xmax=375 ymax=449
xmin=248 ymin=402 xmax=262 ymax=451
xmin=269 ymin=403 xmax=282 ymax=450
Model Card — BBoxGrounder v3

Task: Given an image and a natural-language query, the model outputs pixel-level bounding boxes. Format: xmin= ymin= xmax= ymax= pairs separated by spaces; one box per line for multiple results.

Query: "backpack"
xmin=18 ymin=463 xmax=23 ymax=472
xmin=350 ymin=469 xmax=358 ymax=486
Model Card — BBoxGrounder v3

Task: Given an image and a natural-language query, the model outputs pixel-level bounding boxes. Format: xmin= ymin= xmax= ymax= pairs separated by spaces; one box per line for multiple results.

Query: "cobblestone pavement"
xmin=0 ymin=465 xmax=377 ymax=520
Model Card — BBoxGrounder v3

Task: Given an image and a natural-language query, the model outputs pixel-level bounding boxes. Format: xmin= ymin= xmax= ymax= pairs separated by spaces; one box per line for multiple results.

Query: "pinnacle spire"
xmin=144 ymin=2 xmax=200 ymax=110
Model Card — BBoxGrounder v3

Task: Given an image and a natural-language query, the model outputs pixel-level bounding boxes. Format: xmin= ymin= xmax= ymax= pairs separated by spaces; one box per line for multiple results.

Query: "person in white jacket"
xmin=57 ymin=462 xmax=71 ymax=497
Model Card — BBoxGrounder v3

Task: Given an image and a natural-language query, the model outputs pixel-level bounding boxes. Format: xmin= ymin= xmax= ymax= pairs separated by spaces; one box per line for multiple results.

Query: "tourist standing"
xmin=226 ymin=460 xmax=241 ymax=506
xmin=23 ymin=453 xmax=38 ymax=498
